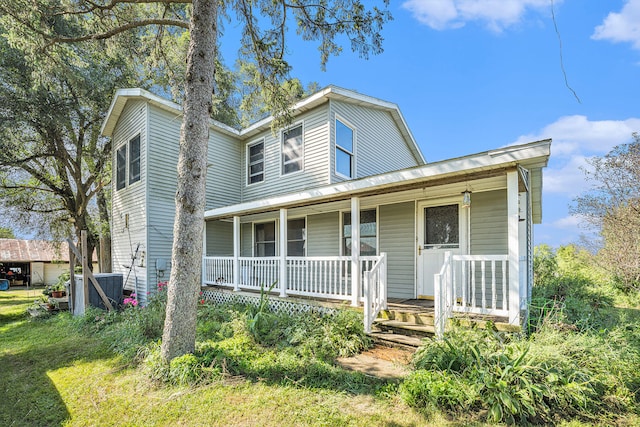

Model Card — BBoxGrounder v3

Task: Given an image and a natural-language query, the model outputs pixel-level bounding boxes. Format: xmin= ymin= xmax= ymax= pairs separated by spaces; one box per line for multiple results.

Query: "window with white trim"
xmin=335 ymin=119 xmax=354 ymax=178
xmin=128 ymin=134 xmax=141 ymax=184
xmin=247 ymin=140 xmax=264 ymax=184
xmin=342 ymin=209 xmax=377 ymax=256
xmin=287 ymin=218 xmax=306 ymax=256
xmin=255 ymin=222 xmax=276 ymax=257
xmin=282 ymin=124 xmax=303 ymax=174
xmin=116 ymin=144 xmax=127 ymax=190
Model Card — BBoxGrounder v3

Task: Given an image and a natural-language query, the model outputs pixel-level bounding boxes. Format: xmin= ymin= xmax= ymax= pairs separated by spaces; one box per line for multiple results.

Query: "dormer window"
xmin=282 ymin=124 xmax=303 ymax=174
xmin=336 ymin=119 xmax=354 ymax=178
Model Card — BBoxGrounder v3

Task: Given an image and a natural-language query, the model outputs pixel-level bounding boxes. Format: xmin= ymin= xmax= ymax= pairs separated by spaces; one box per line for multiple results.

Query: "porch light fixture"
xmin=462 ymin=190 xmax=472 ymax=208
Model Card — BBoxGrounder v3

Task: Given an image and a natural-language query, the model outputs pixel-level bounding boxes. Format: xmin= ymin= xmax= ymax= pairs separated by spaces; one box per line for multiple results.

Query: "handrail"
xmin=434 ymin=251 xmax=453 ymax=340
xmin=363 ymin=252 xmax=387 ymax=333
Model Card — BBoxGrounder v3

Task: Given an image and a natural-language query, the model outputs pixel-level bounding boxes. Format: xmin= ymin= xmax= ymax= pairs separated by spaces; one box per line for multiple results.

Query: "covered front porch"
xmin=202 ymin=141 xmax=550 ymax=335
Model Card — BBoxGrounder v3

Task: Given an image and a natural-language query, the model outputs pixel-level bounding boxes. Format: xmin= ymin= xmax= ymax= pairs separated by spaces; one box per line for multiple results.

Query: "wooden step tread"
xmin=370 ymin=332 xmax=425 ymax=349
xmin=375 ymin=319 xmax=436 ymax=334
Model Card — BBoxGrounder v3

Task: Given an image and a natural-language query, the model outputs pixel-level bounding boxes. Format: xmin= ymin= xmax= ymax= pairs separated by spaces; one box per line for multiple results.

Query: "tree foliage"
xmin=0 ymin=227 xmax=15 ymax=239
xmin=572 ymin=133 xmax=640 ymax=291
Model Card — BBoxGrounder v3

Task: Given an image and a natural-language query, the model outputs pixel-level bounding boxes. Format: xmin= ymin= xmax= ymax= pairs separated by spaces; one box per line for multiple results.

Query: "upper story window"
xmin=336 ymin=119 xmax=354 ymax=178
xmin=287 ymin=218 xmax=306 ymax=256
xmin=342 ymin=209 xmax=377 ymax=256
xmin=282 ymin=124 xmax=303 ymax=174
xmin=255 ymin=221 xmax=276 ymax=257
xmin=128 ymin=134 xmax=141 ymax=185
xmin=116 ymin=144 xmax=127 ymax=190
xmin=247 ymin=140 xmax=264 ymax=185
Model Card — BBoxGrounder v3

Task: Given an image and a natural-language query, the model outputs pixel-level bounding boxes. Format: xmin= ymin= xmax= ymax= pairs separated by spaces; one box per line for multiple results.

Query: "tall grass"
xmin=401 ymin=245 xmax=640 ymax=424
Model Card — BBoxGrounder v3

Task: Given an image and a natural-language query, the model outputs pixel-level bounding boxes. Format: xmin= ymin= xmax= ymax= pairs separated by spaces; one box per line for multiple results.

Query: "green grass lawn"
xmin=0 ymin=289 xmax=436 ymax=427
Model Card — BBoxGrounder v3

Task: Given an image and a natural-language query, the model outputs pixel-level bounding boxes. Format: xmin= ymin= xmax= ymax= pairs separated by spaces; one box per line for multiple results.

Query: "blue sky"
xmin=247 ymin=0 xmax=640 ymax=248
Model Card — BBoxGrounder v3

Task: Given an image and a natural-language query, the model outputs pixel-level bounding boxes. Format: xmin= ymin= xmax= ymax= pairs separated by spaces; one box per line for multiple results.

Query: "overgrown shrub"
xmin=403 ymin=318 xmax=640 ymax=423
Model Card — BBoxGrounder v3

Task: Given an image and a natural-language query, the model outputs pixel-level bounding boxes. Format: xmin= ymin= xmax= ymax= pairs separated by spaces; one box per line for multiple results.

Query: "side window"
xmin=116 ymin=145 xmax=127 ymax=190
xmin=254 ymin=222 xmax=276 ymax=257
xmin=247 ymin=140 xmax=264 ymax=184
xmin=128 ymin=134 xmax=141 ymax=185
xmin=335 ymin=119 xmax=354 ymax=178
xmin=282 ymin=124 xmax=303 ymax=174
xmin=287 ymin=218 xmax=306 ymax=256
xmin=342 ymin=209 xmax=377 ymax=256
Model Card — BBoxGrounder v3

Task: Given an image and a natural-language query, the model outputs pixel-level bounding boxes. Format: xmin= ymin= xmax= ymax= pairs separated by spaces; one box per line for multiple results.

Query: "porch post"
xmin=507 ymin=170 xmax=521 ymax=327
xmin=233 ymin=216 xmax=240 ymax=291
xmin=279 ymin=208 xmax=288 ymax=297
xmin=351 ymin=196 xmax=360 ymax=307
xmin=202 ymin=220 xmax=207 ymax=286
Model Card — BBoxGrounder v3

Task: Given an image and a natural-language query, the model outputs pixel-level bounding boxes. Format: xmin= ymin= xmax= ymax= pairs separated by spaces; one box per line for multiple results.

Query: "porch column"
xmin=351 ymin=196 xmax=360 ymax=307
xmin=279 ymin=208 xmax=288 ymax=297
xmin=507 ymin=170 xmax=521 ymax=327
xmin=202 ymin=220 xmax=207 ymax=286
xmin=233 ymin=216 xmax=240 ymax=291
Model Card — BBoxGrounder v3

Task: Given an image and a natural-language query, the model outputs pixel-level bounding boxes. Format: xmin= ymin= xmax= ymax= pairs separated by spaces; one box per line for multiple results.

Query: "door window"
xmin=424 ymin=204 xmax=459 ymax=249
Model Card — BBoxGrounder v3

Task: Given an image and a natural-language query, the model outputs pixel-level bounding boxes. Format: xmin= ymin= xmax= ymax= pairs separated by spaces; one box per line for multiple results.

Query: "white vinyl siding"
xmin=241 ymin=106 xmax=329 ymax=202
xmin=111 ymin=100 xmax=148 ymax=299
xmin=379 ymin=202 xmax=415 ymax=299
xmin=330 ymin=100 xmax=421 ymax=182
xmin=241 ymin=223 xmax=252 ymax=257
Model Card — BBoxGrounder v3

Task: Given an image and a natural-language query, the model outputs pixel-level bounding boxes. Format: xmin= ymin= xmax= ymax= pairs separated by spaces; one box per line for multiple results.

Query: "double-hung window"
xmin=116 ymin=145 xmax=127 ymax=190
xmin=342 ymin=209 xmax=377 ymax=256
xmin=335 ymin=119 xmax=354 ymax=178
xmin=255 ymin=222 xmax=276 ymax=257
xmin=287 ymin=218 xmax=306 ymax=256
xmin=282 ymin=124 xmax=303 ymax=174
xmin=247 ymin=140 xmax=264 ymax=184
xmin=128 ymin=135 xmax=141 ymax=185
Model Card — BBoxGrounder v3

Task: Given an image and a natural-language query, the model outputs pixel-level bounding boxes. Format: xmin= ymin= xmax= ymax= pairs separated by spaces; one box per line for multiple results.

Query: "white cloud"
xmin=592 ymin=0 xmax=640 ymax=49
xmin=513 ymin=115 xmax=640 ymax=158
xmin=402 ymin=0 xmax=555 ymax=31
xmin=512 ymin=115 xmax=640 ymax=197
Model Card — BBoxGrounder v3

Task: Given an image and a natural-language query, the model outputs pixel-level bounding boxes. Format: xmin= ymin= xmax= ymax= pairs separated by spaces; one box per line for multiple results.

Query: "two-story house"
xmin=101 ymin=86 xmax=550 ymax=335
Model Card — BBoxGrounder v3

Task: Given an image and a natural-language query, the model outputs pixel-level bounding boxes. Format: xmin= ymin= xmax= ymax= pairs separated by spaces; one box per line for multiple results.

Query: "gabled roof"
xmin=0 ymin=239 xmax=70 ymax=262
xmin=100 ymin=86 xmax=426 ymax=164
xmin=204 ymin=139 xmax=551 ymax=223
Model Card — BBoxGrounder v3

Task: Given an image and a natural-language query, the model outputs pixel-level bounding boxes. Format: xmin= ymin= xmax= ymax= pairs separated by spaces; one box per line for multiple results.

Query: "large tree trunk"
xmin=161 ymin=0 xmax=218 ymax=362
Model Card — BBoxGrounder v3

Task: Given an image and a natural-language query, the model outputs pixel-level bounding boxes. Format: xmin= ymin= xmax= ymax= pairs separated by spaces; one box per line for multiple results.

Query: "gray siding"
xmin=470 ymin=190 xmax=508 ymax=309
xmin=379 ymin=202 xmax=415 ymax=299
xmin=241 ymin=106 xmax=330 ymax=202
xmin=146 ymin=105 xmax=180 ymax=291
xmin=206 ymin=220 xmax=234 ymax=256
xmin=240 ymin=223 xmax=252 ymax=256
xmin=470 ymin=190 xmax=508 ymax=255
xmin=145 ymin=105 xmax=242 ymax=290
xmin=307 ymin=212 xmax=340 ymax=256
xmin=111 ymin=100 xmax=148 ymax=299
xmin=330 ymin=100 xmax=421 ymax=182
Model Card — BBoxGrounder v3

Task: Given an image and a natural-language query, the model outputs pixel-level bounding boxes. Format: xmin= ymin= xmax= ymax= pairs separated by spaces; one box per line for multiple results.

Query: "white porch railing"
xmin=203 ymin=255 xmax=386 ymax=302
xmin=363 ymin=253 xmax=387 ymax=333
xmin=434 ymin=252 xmax=510 ymax=339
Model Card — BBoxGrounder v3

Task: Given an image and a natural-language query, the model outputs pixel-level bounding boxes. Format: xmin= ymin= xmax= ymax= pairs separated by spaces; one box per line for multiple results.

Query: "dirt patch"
xmin=336 ymin=345 xmax=414 ymax=380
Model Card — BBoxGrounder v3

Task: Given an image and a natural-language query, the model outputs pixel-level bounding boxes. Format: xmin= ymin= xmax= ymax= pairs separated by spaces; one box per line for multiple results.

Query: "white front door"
xmin=416 ymin=200 xmax=468 ymax=298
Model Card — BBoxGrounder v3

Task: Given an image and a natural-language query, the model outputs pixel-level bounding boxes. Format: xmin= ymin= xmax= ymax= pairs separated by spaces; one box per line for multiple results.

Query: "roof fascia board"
xmin=204 ymin=139 xmax=550 ymax=219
